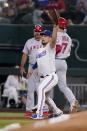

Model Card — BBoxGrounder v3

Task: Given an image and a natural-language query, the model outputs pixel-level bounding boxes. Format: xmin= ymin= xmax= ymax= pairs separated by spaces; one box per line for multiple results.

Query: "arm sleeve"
xmin=56 ymin=44 xmax=62 ymax=54
xmin=32 ymin=62 xmax=38 ymax=70
xmin=56 ymin=35 xmax=62 ymax=54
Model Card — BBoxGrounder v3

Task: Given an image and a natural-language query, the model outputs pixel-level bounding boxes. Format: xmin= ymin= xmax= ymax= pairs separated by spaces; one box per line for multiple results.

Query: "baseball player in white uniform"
xmin=20 ymin=25 xmax=43 ymax=116
xmin=55 ymin=17 xmax=80 ymax=113
xmin=29 ymin=26 xmax=63 ymax=119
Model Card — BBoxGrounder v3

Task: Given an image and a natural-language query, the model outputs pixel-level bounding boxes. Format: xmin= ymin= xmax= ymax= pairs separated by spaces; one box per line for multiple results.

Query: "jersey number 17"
xmin=62 ymin=43 xmax=68 ymax=53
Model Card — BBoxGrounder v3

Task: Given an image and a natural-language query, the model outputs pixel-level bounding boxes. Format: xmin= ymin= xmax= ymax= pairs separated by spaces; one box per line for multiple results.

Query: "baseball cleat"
xmin=43 ymin=111 xmax=49 ymax=116
xmin=24 ymin=111 xmax=48 ymax=118
xmin=48 ymin=111 xmax=63 ymax=118
xmin=31 ymin=109 xmax=48 ymax=116
xmin=31 ymin=113 xmax=44 ymax=120
xmin=31 ymin=106 xmax=49 ymax=117
xmin=70 ymin=100 xmax=80 ymax=113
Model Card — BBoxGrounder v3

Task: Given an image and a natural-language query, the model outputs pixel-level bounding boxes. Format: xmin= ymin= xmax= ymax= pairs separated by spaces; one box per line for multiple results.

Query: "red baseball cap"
xmin=34 ymin=25 xmax=43 ymax=32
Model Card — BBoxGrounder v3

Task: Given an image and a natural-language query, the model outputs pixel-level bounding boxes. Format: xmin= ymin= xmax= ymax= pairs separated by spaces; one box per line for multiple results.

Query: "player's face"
xmin=41 ymin=35 xmax=51 ymax=46
xmin=34 ymin=31 xmax=41 ymax=41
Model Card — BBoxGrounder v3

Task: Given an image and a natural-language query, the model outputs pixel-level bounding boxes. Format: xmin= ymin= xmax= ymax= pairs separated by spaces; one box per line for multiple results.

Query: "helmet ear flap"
xmin=34 ymin=25 xmax=43 ymax=32
xmin=58 ymin=17 xmax=68 ymax=28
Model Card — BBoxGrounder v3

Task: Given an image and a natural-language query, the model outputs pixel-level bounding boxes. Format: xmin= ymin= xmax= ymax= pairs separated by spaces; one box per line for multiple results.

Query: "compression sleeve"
xmin=56 ymin=45 xmax=62 ymax=54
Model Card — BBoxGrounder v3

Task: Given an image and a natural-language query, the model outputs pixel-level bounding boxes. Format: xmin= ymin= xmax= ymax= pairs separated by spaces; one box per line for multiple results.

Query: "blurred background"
xmin=0 ymin=0 xmax=87 ymax=112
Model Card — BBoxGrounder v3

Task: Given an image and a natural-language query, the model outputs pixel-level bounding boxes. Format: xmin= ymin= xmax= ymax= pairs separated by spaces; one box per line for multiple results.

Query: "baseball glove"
xmin=47 ymin=9 xmax=59 ymax=25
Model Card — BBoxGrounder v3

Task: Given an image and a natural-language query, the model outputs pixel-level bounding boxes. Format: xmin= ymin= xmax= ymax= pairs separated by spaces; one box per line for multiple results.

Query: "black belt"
xmin=40 ymin=75 xmax=49 ymax=78
xmin=40 ymin=72 xmax=56 ymax=78
xmin=55 ymin=58 xmax=66 ymax=60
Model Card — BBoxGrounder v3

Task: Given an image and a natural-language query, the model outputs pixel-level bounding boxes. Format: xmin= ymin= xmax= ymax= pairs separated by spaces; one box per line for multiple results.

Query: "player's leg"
xmin=25 ymin=77 xmax=35 ymax=117
xmin=56 ymin=60 xmax=80 ymax=112
xmin=58 ymin=67 xmax=76 ymax=104
xmin=26 ymin=74 xmax=36 ymax=111
xmin=32 ymin=73 xmax=49 ymax=114
xmin=25 ymin=70 xmax=39 ymax=117
xmin=33 ymin=91 xmax=49 ymax=115
xmin=46 ymin=92 xmax=63 ymax=118
xmin=32 ymin=73 xmax=58 ymax=119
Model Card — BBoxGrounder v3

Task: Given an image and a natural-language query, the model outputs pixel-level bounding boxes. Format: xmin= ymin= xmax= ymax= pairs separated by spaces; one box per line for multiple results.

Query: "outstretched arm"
xmin=50 ymin=25 xmax=58 ymax=48
xmin=47 ymin=8 xmax=59 ymax=48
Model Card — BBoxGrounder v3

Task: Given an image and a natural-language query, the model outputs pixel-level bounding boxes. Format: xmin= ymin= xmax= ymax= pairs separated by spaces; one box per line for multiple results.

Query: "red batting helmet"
xmin=34 ymin=25 xmax=43 ymax=32
xmin=58 ymin=17 xmax=68 ymax=29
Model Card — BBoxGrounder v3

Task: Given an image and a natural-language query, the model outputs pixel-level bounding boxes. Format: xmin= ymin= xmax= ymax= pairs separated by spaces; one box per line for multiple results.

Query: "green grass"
xmin=0 ymin=112 xmax=24 ymax=117
xmin=0 ymin=112 xmax=34 ymax=128
xmin=0 ymin=120 xmax=33 ymax=128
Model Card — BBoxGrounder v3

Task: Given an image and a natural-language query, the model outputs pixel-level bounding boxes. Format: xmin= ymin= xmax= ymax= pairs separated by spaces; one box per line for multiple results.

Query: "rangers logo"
xmin=36 ymin=50 xmax=46 ymax=58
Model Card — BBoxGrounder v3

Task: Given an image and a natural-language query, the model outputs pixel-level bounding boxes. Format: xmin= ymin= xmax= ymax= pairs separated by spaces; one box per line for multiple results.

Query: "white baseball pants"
xmin=36 ymin=73 xmax=62 ymax=116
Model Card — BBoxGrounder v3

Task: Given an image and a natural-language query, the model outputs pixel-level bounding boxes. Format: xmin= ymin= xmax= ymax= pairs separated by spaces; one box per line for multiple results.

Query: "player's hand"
xmin=20 ymin=66 xmax=26 ymax=77
xmin=27 ymin=67 xmax=33 ymax=78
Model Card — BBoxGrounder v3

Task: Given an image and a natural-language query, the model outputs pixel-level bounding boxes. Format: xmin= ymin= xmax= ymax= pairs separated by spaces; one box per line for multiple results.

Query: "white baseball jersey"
xmin=36 ymin=44 xmax=56 ymax=77
xmin=23 ymin=38 xmax=42 ymax=65
xmin=56 ymin=32 xmax=72 ymax=59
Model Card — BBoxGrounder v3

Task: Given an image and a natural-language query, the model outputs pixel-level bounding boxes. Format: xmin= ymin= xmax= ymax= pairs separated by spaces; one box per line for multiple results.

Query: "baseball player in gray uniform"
xmin=55 ymin=17 xmax=80 ymax=113
xmin=20 ymin=25 xmax=43 ymax=117
xmin=29 ymin=26 xmax=63 ymax=119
